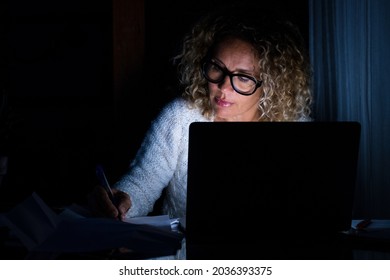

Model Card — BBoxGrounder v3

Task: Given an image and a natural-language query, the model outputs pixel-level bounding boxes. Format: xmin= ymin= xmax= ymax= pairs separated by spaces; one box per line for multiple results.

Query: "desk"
xmin=1 ymin=198 xmax=390 ymax=261
xmin=0 ymin=195 xmax=184 ymax=260
xmin=348 ymin=219 xmax=390 ymax=259
xmin=1 ymin=224 xmax=390 ymax=260
xmin=0 ymin=223 xmax=183 ymax=260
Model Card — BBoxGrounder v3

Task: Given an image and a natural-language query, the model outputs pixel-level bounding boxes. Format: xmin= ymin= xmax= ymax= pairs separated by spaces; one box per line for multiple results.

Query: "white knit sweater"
xmin=113 ymin=97 xmax=210 ymax=220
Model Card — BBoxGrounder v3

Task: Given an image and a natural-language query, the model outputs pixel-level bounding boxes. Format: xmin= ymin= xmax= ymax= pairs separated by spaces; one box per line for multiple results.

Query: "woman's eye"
xmin=238 ymin=75 xmax=251 ymax=83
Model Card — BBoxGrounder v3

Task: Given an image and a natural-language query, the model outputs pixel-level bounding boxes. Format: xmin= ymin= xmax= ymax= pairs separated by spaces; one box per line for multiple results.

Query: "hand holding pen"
xmin=88 ymin=164 xmax=131 ymax=220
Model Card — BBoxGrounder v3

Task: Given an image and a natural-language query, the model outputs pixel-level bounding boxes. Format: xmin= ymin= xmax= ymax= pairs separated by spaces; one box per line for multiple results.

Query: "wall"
xmin=1 ymin=0 xmax=309 ymax=209
xmin=2 ymin=0 xmax=113 ymax=207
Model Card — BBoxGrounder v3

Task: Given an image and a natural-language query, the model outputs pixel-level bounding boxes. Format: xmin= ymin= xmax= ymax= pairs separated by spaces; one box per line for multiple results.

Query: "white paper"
xmin=1 ymin=193 xmax=183 ymax=256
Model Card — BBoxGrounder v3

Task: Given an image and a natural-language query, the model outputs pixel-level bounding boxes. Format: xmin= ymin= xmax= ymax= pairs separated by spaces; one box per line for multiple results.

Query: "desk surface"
xmin=1 ymin=213 xmax=390 ymax=260
xmin=0 ymin=199 xmax=183 ymax=260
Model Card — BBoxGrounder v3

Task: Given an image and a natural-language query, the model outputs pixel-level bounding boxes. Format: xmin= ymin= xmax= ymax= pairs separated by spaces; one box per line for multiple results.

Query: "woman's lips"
xmin=215 ymin=97 xmax=232 ymax=107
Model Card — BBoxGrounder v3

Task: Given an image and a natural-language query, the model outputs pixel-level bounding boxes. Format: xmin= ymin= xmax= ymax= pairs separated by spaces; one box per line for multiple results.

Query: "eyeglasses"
xmin=202 ymin=61 xmax=262 ymax=95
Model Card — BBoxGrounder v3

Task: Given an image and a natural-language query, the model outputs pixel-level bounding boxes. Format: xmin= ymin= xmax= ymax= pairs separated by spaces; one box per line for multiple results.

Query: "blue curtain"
xmin=309 ymin=0 xmax=390 ymax=218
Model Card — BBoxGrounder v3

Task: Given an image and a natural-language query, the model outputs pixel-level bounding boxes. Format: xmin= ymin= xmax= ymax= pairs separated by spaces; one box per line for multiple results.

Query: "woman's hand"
xmin=87 ymin=185 xmax=131 ymax=221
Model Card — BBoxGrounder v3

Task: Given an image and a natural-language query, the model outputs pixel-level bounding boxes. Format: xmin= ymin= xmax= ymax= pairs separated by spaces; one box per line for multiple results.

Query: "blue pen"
xmin=95 ymin=164 xmax=117 ymax=206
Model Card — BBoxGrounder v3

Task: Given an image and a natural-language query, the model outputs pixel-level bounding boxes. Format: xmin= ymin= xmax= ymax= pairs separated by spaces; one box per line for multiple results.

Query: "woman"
xmin=88 ymin=9 xmax=312 ymax=224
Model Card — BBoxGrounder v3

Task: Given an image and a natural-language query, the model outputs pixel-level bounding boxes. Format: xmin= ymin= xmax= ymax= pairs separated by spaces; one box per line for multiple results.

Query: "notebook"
xmin=185 ymin=121 xmax=361 ymax=259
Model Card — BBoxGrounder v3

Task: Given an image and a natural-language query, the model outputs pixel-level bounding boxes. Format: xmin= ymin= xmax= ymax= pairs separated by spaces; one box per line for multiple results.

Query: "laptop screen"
xmin=185 ymin=121 xmax=361 ymax=259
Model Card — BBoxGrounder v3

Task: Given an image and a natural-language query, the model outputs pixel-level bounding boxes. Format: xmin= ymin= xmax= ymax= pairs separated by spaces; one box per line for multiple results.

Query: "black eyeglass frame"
xmin=202 ymin=61 xmax=263 ymax=96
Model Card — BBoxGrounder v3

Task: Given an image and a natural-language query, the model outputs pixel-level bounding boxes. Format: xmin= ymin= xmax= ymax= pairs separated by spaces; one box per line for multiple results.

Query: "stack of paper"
xmin=0 ymin=193 xmax=183 ymax=259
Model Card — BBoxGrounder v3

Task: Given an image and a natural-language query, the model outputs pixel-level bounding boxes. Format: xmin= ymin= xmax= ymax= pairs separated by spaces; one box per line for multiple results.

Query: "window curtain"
xmin=309 ymin=0 xmax=390 ymax=218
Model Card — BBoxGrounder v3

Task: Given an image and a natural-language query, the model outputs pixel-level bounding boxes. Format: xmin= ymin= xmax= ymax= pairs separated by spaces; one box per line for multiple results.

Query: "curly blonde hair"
xmin=174 ymin=10 xmax=313 ymax=121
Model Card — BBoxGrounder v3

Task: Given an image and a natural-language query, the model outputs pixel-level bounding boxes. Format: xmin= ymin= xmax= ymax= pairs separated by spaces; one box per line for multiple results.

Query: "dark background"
xmin=0 ymin=0 xmax=309 ymax=209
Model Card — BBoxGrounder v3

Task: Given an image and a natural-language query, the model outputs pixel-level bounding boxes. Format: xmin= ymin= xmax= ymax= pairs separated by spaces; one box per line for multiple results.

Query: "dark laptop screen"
xmin=185 ymin=121 xmax=361 ymax=259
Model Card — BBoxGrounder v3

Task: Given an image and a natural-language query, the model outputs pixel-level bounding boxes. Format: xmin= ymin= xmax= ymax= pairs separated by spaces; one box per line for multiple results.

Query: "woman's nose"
xmin=218 ymin=75 xmax=234 ymax=93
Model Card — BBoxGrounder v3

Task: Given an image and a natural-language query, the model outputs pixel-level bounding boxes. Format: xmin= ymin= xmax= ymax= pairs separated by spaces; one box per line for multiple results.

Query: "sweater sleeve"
xmin=113 ymin=98 xmax=189 ymax=217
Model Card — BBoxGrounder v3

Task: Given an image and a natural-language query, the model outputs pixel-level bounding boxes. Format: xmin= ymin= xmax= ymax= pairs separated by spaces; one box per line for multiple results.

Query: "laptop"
xmin=185 ymin=121 xmax=361 ymax=259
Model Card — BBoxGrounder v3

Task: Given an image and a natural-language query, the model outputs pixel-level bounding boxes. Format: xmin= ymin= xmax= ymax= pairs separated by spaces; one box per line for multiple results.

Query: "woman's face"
xmin=208 ymin=37 xmax=262 ymax=122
